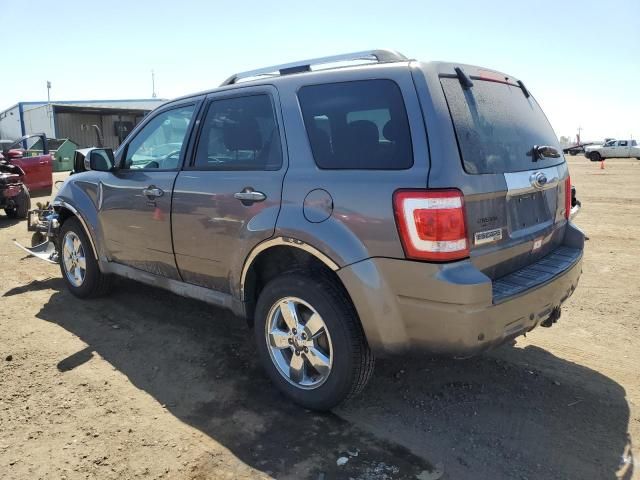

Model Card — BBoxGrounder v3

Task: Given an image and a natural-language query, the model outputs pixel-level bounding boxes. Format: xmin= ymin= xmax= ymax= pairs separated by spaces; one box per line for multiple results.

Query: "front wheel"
xmin=590 ymin=152 xmax=602 ymax=162
xmin=254 ymin=272 xmax=374 ymax=411
xmin=59 ymin=217 xmax=112 ymax=298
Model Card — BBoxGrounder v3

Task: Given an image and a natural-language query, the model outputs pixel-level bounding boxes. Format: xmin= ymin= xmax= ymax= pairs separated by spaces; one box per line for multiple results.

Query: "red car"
xmin=0 ymin=133 xmax=53 ymax=218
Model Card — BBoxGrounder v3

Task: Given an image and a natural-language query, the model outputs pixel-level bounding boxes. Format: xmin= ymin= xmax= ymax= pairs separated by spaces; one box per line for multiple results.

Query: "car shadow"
xmin=32 ymin=279 xmax=434 ymax=479
xmin=0 ymin=215 xmax=22 ymax=228
xmin=339 ymin=347 xmax=633 ymax=480
xmin=30 ymin=278 xmax=632 ymax=480
xmin=3 ymin=277 xmax=62 ymax=297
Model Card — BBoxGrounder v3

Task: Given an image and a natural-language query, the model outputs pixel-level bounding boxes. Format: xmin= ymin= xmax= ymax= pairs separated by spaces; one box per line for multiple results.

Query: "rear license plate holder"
xmin=508 ymin=191 xmax=553 ymax=232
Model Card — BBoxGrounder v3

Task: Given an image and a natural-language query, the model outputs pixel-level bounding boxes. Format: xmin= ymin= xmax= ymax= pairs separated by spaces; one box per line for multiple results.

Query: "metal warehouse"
xmin=0 ymin=99 xmax=166 ymax=150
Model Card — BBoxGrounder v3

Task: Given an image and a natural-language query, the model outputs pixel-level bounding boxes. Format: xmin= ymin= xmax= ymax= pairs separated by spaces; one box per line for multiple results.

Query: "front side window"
xmin=124 ymin=105 xmax=195 ymax=170
xmin=298 ymin=80 xmax=413 ymax=169
xmin=193 ymin=94 xmax=282 ymax=171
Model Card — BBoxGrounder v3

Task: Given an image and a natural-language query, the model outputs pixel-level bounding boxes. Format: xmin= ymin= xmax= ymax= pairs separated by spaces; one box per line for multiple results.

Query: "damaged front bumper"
xmin=13 ymin=206 xmax=60 ymax=264
xmin=14 ymin=238 xmax=58 ymax=264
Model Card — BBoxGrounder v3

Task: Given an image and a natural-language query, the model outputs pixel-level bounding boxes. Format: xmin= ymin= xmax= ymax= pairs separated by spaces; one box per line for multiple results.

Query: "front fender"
xmin=53 ymin=173 xmax=104 ymax=262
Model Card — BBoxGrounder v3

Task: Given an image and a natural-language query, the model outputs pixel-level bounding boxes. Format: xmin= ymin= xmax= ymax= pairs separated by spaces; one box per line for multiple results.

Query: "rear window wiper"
xmin=517 ymin=80 xmax=531 ymax=98
xmin=454 ymin=67 xmax=474 ymax=89
xmin=529 ymin=145 xmax=561 ymax=161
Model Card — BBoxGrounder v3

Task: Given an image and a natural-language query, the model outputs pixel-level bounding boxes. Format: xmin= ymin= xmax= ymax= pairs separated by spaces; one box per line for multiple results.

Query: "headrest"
xmin=223 ymin=117 xmax=262 ymax=151
xmin=383 ymin=120 xmax=396 ymax=141
xmin=348 ymin=120 xmax=379 ymax=144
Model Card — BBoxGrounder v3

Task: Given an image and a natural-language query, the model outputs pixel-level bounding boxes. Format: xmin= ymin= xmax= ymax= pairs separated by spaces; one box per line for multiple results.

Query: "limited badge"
xmin=474 ymin=228 xmax=503 ymax=246
xmin=532 ymin=237 xmax=543 ymax=251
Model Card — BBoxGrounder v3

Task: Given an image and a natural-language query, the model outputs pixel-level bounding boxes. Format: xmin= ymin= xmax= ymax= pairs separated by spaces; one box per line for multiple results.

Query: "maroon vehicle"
xmin=0 ymin=133 xmax=53 ymax=219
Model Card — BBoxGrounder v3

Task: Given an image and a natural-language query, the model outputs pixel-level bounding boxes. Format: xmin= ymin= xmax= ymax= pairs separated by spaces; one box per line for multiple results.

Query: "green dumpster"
xmin=27 ymin=138 xmax=78 ymax=172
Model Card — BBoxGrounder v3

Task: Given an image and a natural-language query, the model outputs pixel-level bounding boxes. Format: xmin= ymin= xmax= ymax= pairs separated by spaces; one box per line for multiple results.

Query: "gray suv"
xmin=36 ymin=50 xmax=584 ymax=410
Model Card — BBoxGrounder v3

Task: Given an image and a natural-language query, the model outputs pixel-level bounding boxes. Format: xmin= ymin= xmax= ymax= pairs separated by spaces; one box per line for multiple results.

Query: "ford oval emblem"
xmin=530 ymin=172 xmax=548 ymax=189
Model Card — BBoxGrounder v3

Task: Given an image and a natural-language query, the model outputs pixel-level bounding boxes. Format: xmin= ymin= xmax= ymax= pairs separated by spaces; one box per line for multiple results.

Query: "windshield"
xmin=441 ymin=78 xmax=564 ymax=174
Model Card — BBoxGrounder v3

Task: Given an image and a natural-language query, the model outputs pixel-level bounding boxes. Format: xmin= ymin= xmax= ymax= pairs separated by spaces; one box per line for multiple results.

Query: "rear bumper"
xmin=338 ymin=223 xmax=585 ymax=357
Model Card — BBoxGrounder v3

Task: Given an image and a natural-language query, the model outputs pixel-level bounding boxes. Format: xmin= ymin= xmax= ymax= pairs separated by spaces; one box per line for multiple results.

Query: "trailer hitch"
xmin=540 ymin=307 xmax=561 ymax=328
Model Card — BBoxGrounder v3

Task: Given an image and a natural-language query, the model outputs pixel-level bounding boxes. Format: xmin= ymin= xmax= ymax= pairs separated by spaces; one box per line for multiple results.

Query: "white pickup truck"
xmin=585 ymin=139 xmax=640 ymax=161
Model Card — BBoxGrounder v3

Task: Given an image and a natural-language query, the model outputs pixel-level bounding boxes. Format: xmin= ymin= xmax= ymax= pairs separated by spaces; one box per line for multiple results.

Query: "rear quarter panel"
xmin=272 ymin=63 xmax=430 ymax=266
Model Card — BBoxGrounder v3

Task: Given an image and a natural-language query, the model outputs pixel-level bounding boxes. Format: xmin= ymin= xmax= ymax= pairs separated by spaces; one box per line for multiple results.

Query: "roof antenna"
xmin=151 ymin=69 xmax=157 ymax=98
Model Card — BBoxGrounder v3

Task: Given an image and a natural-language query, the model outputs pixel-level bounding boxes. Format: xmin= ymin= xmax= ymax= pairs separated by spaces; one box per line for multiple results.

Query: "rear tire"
xmin=4 ymin=186 xmax=30 ymax=219
xmin=59 ymin=217 xmax=112 ymax=298
xmin=254 ymin=272 xmax=374 ymax=411
xmin=591 ymin=152 xmax=602 ymax=162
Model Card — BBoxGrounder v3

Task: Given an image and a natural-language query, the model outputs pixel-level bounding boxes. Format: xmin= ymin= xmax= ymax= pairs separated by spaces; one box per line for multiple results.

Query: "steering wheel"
xmin=166 ymin=150 xmax=181 ymax=160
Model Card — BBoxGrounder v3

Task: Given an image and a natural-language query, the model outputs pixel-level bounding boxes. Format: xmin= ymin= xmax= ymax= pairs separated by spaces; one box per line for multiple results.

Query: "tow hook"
xmin=540 ymin=307 xmax=561 ymax=328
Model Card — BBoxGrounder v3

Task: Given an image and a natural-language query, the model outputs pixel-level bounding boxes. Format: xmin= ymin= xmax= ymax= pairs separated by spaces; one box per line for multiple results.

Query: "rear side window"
xmin=298 ymin=80 xmax=412 ymax=169
xmin=441 ymin=78 xmax=564 ymax=174
xmin=194 ymin=94 xmax=282 ymax=171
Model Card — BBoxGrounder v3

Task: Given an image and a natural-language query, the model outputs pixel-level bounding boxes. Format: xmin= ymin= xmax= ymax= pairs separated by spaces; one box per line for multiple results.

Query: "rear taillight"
xmin=393 ymin=189 xmax=469 ymax=261
xmin=564 ymin=176 xmax=571 ymax=220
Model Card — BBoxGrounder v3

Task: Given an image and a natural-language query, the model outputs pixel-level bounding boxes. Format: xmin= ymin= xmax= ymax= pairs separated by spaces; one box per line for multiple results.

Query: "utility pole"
xmin=151 ymin=70 xmax=157 ymax=98
xmin=46 ymin=81 xmax=53 ymax=138
xmin=577 ymin=126 xmax=582 ymax=144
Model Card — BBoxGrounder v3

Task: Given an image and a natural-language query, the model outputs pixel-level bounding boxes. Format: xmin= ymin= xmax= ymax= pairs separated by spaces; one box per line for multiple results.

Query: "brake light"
xmin=564 ymin=175 xmax=571 ymax=220
xmin=393 ymin=189 xmax=469 ymax=261
xmin=477 ymin=69 xmax=510 ymax=84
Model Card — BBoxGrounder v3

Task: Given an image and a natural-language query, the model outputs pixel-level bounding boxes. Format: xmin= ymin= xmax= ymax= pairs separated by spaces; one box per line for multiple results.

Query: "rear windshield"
xmin=441 ymin=78 xmax=564 ymax=174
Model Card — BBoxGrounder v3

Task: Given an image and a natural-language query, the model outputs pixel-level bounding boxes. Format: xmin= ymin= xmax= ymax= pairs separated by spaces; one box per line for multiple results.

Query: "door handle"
xmin=142 ymin=186 xmax=164 ymax=198
xmin=234 ymin=188 xmax=266 ymax=204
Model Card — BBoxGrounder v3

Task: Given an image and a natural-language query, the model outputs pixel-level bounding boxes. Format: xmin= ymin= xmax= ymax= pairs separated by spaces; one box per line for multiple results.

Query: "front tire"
xmin=59 ymin=217 xmax=112 ymax=298
xmin=591 ymin=152 xmax=602 ymax=162
xmin=254 ymin=272 xmax=374 ymax=411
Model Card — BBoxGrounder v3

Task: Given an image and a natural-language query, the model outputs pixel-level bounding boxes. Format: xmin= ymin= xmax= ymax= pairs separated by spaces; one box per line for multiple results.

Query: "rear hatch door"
xmin=426 ymin=65 xmax=570 ymax=280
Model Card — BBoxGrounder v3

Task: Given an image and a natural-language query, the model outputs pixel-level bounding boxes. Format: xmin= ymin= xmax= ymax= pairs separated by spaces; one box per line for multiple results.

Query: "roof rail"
xmin=220 ymin=49 xmax=409 ymax=86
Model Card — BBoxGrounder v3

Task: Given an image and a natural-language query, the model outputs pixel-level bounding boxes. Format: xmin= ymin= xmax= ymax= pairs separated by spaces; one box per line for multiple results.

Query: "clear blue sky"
xmin=1 ymin=0 xmax=638 ymax=141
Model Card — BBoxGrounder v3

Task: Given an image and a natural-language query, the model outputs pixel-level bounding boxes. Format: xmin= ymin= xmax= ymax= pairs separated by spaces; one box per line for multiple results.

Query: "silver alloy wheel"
xmin=62 ymin=231 xmax=86 ymax=287
xmin=265 ymin=296 xmax=333 ymax=390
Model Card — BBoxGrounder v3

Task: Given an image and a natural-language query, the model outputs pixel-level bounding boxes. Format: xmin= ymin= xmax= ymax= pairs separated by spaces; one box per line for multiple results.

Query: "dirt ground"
xmin=1 ymin=156 xmax=638 ymax=480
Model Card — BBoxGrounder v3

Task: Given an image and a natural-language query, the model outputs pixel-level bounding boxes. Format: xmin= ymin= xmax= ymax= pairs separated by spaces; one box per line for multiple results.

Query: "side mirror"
xmin=86 ymin=148 xmax=116 ymax=171
xmin=6 ymin=149 xmax=24 ymax=159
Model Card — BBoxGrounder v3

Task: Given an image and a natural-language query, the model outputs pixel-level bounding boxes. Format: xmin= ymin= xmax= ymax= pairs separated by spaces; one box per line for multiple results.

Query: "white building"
xmin=0 ymin=99 xmax=166 ymax=150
